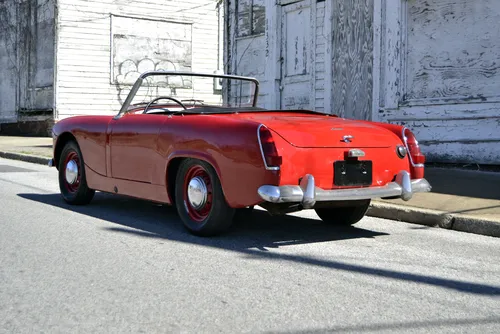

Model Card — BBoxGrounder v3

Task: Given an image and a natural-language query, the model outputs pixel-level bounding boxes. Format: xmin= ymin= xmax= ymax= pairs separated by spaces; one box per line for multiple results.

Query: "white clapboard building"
xmin=0 ymin=0 xmax=224 ymax=134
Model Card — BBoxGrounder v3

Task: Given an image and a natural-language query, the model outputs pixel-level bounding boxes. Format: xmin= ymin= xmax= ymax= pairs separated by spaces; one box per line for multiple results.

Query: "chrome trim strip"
xmin=402 ymin=127 xmax=425 ymax=168
xmin=257 ymin=124 xmax=280 ymax=171
xmin=257 ymin=171 xmax=432 ymax=205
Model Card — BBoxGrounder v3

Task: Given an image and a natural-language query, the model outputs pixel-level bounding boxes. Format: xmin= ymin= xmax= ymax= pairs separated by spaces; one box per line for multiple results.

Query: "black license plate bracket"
xmin=334 ymin=160 xmax=373 ymax=186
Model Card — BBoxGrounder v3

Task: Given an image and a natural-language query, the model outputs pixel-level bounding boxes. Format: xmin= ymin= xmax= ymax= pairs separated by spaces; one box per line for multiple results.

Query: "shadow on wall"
xmin=0 ymin=119 xmax=54 ymax=137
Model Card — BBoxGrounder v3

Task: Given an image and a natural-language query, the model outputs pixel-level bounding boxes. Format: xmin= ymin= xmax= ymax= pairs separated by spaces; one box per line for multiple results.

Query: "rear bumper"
xmin=257 ymin=170 xmax=431 ymax=208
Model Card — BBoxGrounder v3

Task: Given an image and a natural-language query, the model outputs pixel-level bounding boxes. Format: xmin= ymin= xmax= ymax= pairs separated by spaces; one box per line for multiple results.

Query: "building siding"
xmin=55 ymin=0 xmax=221 ymax=119
xmin=377 ymin=0 xmax=500 ymax=164
xmin=0 ymin=0 xmax=55 ymax=123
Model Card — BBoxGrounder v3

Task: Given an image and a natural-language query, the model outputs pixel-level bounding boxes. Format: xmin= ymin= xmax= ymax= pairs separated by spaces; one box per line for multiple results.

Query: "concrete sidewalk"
xmin=1 ymin=135 xmax=499 ymax=237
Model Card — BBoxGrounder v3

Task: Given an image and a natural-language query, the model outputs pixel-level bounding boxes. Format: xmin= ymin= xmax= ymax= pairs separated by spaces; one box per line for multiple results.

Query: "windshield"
xmin=119 ymin=71 xmax=259 ymax=115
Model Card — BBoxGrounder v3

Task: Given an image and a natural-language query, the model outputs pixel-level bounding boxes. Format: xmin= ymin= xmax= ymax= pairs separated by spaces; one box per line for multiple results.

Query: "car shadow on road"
xmin=18 ymin=191 xmax=500 ymax=296
xmin=18 ymin=192 xmax=386 ymax=249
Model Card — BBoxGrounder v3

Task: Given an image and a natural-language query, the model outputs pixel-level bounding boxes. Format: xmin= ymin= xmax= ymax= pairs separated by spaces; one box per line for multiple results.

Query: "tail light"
xmin=403 ymin=127 xmax=425 ymax=178
xmin=258 ymin=125 xmax=282 ymax=170
xmin=403 ymin=128 xmax=425 ymax=165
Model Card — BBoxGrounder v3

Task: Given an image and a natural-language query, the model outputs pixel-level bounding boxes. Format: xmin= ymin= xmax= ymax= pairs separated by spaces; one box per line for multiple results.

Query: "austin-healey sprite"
xmin=49 ymin=71 xmax=431 ymax=236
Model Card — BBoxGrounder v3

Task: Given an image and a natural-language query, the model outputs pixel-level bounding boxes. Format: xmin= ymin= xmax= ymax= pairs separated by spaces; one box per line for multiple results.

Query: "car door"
xmin=108 ymin=113 xmax=167 ymax=183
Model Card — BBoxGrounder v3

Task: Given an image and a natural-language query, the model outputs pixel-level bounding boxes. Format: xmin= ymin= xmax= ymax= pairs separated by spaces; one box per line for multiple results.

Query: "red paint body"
xmin=51 ymin=110 xmax=423 ymax=208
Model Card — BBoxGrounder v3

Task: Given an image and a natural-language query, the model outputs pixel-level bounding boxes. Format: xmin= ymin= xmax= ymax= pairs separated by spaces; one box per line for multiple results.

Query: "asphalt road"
xmin=1 ymin=157 xmax=499 ymax=333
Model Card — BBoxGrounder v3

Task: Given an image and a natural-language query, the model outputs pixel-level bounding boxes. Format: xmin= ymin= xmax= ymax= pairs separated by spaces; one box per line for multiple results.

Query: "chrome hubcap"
xmin=187 ymin=176 xmax=208 ymax=209
xmin=65 ymin=160 xmax=79 ymax=184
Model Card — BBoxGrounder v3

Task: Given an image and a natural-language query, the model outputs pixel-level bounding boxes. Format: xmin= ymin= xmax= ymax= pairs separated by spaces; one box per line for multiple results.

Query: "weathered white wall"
xmin=229 ymin=0 xmax=500 ymax=164
xmin=226 ymin=0 xmax=271 ymax=107
xmin=0 ymin=0 xmax=55 ymax=123
xmin=55 ymin=0 xmax=221 ymax=119
xmin=228 ymin=0 xmax=320 ymax=110
xmin=227 ymin=0 xmax=373 ymax=119
xmin=376 ymin=0 xmax=500 ymax=164
xmin=0 ymin=1 xmax=18 ymax=123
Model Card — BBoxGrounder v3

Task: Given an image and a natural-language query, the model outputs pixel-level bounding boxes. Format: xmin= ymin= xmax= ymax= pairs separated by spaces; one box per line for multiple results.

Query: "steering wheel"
xmin=143 ymin=96 xmax=187 ymax=114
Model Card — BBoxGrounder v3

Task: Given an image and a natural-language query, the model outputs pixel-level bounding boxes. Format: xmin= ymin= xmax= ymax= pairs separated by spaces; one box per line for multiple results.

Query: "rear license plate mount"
xmin=334 ymin=160 xmax=372 ymax=186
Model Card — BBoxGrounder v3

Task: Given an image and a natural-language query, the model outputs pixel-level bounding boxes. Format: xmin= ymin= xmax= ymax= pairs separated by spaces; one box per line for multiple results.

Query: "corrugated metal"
xmin=55 ymin=0 xmax=221 ymax=119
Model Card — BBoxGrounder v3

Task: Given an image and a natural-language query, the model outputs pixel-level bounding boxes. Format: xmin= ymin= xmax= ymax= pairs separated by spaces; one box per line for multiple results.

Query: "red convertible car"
xmin=49 ymin=71 xmax=431 ymax=236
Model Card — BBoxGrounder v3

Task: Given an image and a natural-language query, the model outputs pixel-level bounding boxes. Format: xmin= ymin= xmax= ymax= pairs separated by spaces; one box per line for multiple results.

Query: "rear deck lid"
xmin=239 ymin=113 xmax=397 ymax=148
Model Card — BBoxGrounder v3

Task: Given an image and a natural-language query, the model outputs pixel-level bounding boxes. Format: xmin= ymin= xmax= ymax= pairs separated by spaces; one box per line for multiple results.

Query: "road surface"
xmin=1 ymin=158 xmax=499 ymax=333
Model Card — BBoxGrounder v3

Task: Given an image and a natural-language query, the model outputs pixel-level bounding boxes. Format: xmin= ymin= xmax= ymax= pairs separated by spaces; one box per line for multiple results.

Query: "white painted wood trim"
xmin=229 ymin=0 xmax=238 ymax=76
xmin=53 ymin=0 xmax=60 ymax=120
xmin=310 ymin=0 xmax=316 ymax=112
xmin=400 ymin=0 xmax=408 ymax=103
xmin=372 ymin=0 xmax=382 ymax=121
xmin=265 ymin=0 xmax=281 ymax=109
xmin=378 ymin=102 xmax=500 ymax=122
xmin=109 ymin=13 xmax=114 ymax=85
xmin=323 ymin=0 xmax=333 ymax=114
xmin=379 ymin=0 xmax=403 ymax=110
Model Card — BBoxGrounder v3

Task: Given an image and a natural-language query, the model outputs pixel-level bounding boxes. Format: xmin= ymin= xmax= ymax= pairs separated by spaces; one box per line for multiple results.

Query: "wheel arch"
xmin=165 ymin=151 xmax=225 ymax=205
xmin=54 ymin=132 xmax=79 ymax=170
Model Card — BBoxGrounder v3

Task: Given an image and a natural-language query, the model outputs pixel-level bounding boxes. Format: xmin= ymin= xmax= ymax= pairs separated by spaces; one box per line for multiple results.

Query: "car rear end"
xmin=254 ymin=116 xmax=431 ymax=211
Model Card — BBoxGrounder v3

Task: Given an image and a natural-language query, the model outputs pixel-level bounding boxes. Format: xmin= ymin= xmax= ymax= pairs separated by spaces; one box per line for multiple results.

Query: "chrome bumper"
xmin=257 ymin=171 xmax=431 ymax=209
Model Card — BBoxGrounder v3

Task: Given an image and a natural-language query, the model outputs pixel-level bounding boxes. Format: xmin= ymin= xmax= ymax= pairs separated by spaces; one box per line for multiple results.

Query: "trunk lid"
xmin=236 ymin=112 xmax=397 ymax=148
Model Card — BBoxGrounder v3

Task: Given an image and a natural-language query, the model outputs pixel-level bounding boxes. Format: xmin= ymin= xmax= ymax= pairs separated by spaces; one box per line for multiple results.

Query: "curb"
xmin=368 ymin=201 xmax=500 ymax=238
xmin=0 ymin=151 xmax=50 ymax=166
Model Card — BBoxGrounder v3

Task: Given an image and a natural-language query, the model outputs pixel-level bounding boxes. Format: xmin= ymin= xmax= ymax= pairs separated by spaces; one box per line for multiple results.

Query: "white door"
xmin=280 ymin=0 xmax=313 ymax=109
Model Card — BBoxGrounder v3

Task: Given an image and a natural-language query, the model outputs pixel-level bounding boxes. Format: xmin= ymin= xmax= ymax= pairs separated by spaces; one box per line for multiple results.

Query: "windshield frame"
xmin=115 ymin=70 xmax=260 ymax=119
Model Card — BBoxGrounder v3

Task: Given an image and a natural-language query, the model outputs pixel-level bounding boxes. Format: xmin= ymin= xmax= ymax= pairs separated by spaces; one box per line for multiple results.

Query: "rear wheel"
xmin=175 ymin=159 xmax=235 ymax=236
xmin=58 ymin=140 xmax=95 ymax=205
xmin=314 ymin=200 xmax=371 ymax=226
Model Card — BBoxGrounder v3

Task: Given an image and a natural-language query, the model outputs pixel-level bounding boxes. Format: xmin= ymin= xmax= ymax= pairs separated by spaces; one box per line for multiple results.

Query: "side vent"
xmin=258 ymin=124 xmax=282 ymax=170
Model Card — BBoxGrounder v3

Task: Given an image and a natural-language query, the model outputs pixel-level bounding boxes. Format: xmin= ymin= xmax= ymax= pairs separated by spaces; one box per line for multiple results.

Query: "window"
xmin=237 ymin=0 xmax=265 ymax=37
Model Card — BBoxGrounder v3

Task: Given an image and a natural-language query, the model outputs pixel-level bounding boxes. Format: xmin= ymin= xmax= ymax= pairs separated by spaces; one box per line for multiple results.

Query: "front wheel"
xmin=174 ymin=159 xmax=235 ymax=236
xmin=58 ymin=140 xmax=95 ymax=205
xmin=314 ymin=200 xmax=371 ymax=226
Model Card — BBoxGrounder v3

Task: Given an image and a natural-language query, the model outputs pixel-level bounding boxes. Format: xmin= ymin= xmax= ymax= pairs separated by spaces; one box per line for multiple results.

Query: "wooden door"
xmin=331 ymin=0 xmax=374 ymax=120
xmin=279 ymin=0 xmax=313 ymax=110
